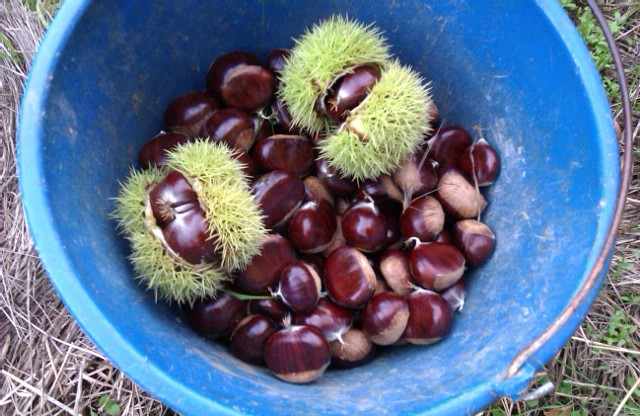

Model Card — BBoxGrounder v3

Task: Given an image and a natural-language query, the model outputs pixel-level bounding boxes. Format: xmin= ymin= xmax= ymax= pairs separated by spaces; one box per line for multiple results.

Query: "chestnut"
xmin=252 ymin=170 xmax=305 ymax=229
xmin=292 ymin=297 xmax=352 ymax=342
xmin=201 ymin=108 xmax=256 ymax=152
xmin=297 ymin=253 xmax=325 ymax=280
xmin=357 ymin=175 xmax=403 ymax=205
xmin=148 ymin=170 xmax=198 ymax=228
xmin=321 ymin=215 xmax=346 ymax=258
xmin=206 ymin=51 xmax=276 ymax=112
xmin=235 ymin=233 xmax=295 ymax=295
xmin=264 ymin=324 xmax=331 ymax=384
xmin=435 ymin=228 xmax=454 ymax=244
xmin=183 ymin=292 xmax=247 ymax=339
xmin=271 ymin=98 xmax=301 ymax=134
xmin=276 ymin=261 xmax=322 ymax=313
xmin=248 ymin=298 xmax=290 ymax=326
xmin=402 ymin=289 xmax=453 ymax=345
xmin=162 ymin=205 xmax=220 ymax=265
xmin=323 ymin=64 xmax=381 ymax=121
xmin=315 ymin=158 xmax=357 ymax=196
xmin=230 ymin=314 xmax=278 ymax=364
xmin=439 ymin=278 xmax=467 ymax=313
xmin=251 ymin=114 xmax=278 ymax=143
xmin=427 ymin=125 xmax=473 ymax=171
xmin=324 ymin=245 xmax=377 ymax=309
xmin=341 ymin=199 xmax=387 ymax=253
xmin=287 ymin=200 xmax=337 ymax=254
xmin=234 ymin=151 xmax=260 ymax=180
xmin=378 ymin=248 xmax=414 ymax=296
xmin=408 ymin=241 xmax=465 ymax=291
xmin=451 ymin=219 xmax=496 ymax=267
xmin=251 ymin=134 xmax=314 ymax=176
xmin=393 ymin=150 xmax=438 ymax=200
xmin=303 ymin=176 xmax=335 ymax=206
xmin=222 ymin=65 xmax=276 ymax=112
xmin=399 ymin=195 xmax=445 ymax=242
xmin=265 ymin=48 xmax=291 ymax=75
xmin=459 ymin=138 xmax=500 ymax=186
xmin=361 ymin=292 xmax=409 ymax=345
xmin=329 ymin=328 xmax=375 ymax=368
xmin=163 ymin=91 xmax=220 ymax=137
xmin=148 ymin=171 xmax=219 ymax=265
xmin=435 ymin=170 xmax=486 ymax=219
xmin=138 ymin=131 xmax=190 ymax=169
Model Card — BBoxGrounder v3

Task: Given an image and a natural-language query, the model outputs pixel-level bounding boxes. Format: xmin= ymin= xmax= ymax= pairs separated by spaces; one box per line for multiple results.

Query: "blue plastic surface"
xmin=17 ymin=0 xmax=619 ymax=415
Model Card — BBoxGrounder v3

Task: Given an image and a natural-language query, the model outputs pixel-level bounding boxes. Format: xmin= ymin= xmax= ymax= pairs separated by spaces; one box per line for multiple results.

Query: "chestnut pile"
xmin=115 ymin=17 xmax=500 ymax=384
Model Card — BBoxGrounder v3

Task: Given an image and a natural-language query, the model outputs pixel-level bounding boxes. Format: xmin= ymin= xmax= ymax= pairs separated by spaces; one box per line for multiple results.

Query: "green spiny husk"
xmin=112 ymin=166 xmax=229 ymax=306
xmin=112 ymin=167 xmax=164 ymax=237
xmin=319 ymin=59 xmax=433 ymax=181
xmin=279 ymin=15 xmax=390 ymax=133
xmin=165 ymin=140 xmax=267 ymax=272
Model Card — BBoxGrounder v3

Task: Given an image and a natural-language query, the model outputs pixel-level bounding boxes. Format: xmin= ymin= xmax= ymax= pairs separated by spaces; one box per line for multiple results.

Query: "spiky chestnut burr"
xmin=112 ymin=141 xmax=266 ymax=305
xmin=318 ymin=60 xmax=433 ymax=181
xmin=278 ymin=15 xmax=390 ymax=134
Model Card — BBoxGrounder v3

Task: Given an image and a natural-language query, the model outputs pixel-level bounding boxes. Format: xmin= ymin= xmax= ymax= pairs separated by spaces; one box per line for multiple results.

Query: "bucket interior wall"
xmin=20 ymin=0 xmax=619 ymax=414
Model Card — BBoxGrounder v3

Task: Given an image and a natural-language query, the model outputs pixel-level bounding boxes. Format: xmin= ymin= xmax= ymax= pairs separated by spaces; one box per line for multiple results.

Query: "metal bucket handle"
xmin=506 ymin=0 xmax=635 ymax=380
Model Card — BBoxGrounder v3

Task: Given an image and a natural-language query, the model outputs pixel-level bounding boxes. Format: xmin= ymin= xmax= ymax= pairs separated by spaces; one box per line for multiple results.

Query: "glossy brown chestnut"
xmin=271 ymin=98 xmax=301 ymax=134
xmin=297 ymin=253 xmax=325 ymax=280
xmin=163 ymin=91 xmax=220 ymax=137
xmin=378 ymin=248 xmax=414 ymax=295
xmin=201 ymin=108 xmax=256 ymax=152
xmin=361 ymin=291 xmax=410 ymax=346
xmin=148 ymin=171 xmax=219 ymax=265
xmin=324 ymin=64 xmax=381 ymax=121
xmin=435 ymin=228 xmax=454 ymax=244
xmin=436 ymin=170 xmax=486 ymax=219
xmin=252 ymin=170 xmax=305 ymax=228
xmin=251 ymin=114 xmax=279 ymax=143
xmin=439 ymin=278 xmax=467 ymax=313
xmin=357 ymin=175 xmax=403 ymax=205
xmin=427 ymin=125 xmax=473 ymax=171
xmin=409 ymin=241 xmax=465 ymax=291
xmin=138 ymin=131 xmax=190 ymax=169
xmin=206 ymin=51 xmax=261 ymax=98
xmin=402 ymin=289 xmax=453 ymax=345
xmin=287 ymin=200 xmax=337 ymax=254
xmin=321 ymin=215 xmax=346 ymax=258
xmin=251 ymin=134 xmax=314 ymax=176
xmin=277 ymin=262 xmax=322 ymax=313
xmin=315 ymin=158 xmax=357 ymax=196
xmin=234 ymin=151 xmax=260 ymax=180
xmin=341 ymin=200 xmax=387 ymax=253
xmin=219 ymin=65 xmax=276 ymax=112
xmin=148 ymin=170 xmax=198 ymax=228
xmin=235 ymin=233 xmax=295 ymax=294
xmin=458 ymin=138 xmax=500 ymax=186
xmin=400 ymin=195 xmax=445 ymax=242
xmin=230 ymin=314 xmax=278 ymax=364
xmin=303 ymin=176 xmax=335 ymax=206
xmin=451 ymin=219 xmax=495 ymax=267
xmin=264 ymin=324 xmax=331 ymax=384
xmin=162 ymin=205 xmax=220 ymax=265
xmin=265 ymin=48 xmax=291 ymax=75
xmin=292 ymin=297 xmax=353 ymax=342
xmin=324 ymin=245 xmax=377 ymax=309
xmin=248 ymin=298 xmax=290 ymax=326
xmin=393 ymin=150 xmax=439 ymax=199
xmin=184 ymin=292 xmax=247 ymax=339
xmin=329 ymin=328 xmax=375 ymax=368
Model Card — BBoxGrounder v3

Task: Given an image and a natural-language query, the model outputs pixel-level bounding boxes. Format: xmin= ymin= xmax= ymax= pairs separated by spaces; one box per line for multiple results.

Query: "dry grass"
xmin=0 ymin=1 xmax=638 ymax=415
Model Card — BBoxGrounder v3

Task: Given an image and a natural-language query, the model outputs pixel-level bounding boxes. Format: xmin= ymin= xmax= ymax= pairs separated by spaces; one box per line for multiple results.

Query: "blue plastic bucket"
xmin=18 ymin=1 xmax=621 ymax=414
